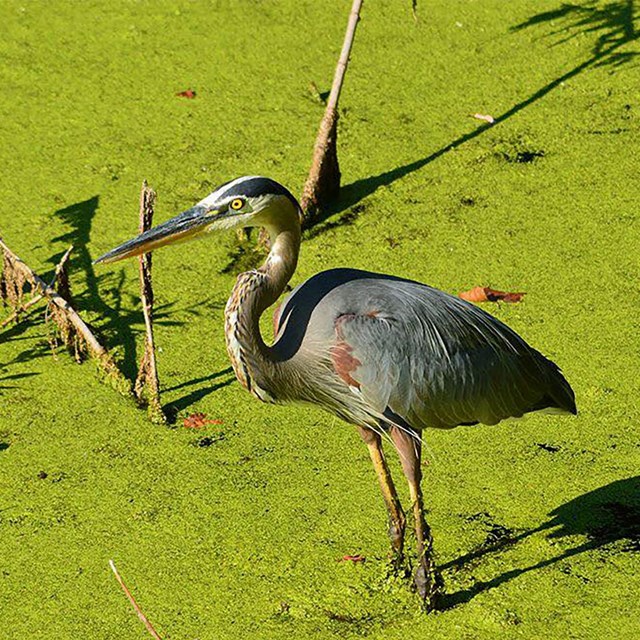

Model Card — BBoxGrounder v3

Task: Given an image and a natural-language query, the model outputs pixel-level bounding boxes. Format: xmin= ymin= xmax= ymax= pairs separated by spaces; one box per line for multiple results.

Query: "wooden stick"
xmin=0 ymin=237 xmax=130 ymax=393
xmin=300 ymin=0 xmax=363 ymax=226
xmin=109 ymin=560 xmax=163 ymax=640
xmin=1 ymin=245 xmax=74 ymax=328
xmin=134 ymin=182 xmax=165 ymax=424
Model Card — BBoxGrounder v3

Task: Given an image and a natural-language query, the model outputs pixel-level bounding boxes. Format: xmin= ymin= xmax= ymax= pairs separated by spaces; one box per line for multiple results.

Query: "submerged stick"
xmin=0 ymin=237 xmax=130 ymax=393
xmin=109 ymin=560 xmax=164 ymax=640
xmin=134 ymin=182 xmax=166 ymax=424
xmin=300 ymin=0 xmax=363 ymax=226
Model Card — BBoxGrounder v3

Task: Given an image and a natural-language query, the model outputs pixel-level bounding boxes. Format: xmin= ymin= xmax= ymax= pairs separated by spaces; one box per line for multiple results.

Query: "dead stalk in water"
xmin=300 ymin=0 xmax=363 ymax=227
xmin=133 ymin=182 xmax=166 ymax=424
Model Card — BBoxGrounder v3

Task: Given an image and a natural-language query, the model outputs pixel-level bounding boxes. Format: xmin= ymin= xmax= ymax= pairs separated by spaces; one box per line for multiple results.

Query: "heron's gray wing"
xmin=331 ymin=278 xmax=575 ymax=429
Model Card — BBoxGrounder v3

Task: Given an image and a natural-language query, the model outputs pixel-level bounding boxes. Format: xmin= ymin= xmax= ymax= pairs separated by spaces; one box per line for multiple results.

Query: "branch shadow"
xmin=163 ymin=367 xmax=236 ymax=421
xmin=44 ymin=196 xmax=190 ymax=378
xmin=312 ymin=1 xmax=639 ymax=228
xmin=0 ymin=335 xmax=47 ymax=393
xmin=439 ymin=475 xmax=640 ymax=609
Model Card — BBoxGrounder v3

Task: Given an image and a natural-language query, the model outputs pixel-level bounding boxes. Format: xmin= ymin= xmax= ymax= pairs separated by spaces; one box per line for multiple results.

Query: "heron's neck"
xmin=224 ymin=218 xmax=301 ymax=400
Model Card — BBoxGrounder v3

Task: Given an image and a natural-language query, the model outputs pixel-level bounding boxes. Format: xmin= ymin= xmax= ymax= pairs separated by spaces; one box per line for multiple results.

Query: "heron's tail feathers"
xmin=535 ymin=356 xmax=577 ymax=416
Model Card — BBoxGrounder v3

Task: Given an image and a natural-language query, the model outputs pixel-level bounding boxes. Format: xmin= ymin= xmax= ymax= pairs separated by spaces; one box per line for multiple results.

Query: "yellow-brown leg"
xmin=390 ymin=426 xmax=442 ymax=611
xmin=357 ymin=426 xmax=406 ymax=567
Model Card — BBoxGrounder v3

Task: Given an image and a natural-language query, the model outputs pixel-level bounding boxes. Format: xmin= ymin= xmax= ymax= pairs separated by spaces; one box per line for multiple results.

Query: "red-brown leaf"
xmin=338 ymin=554 xmax=366 ymax=563
xmin=176 ymin=89 xmax=196 ymax=99
xmin=459 ymin=286 xmax=525 ymax=303
xmin=183 ymin=412 xmax=223 ymax=429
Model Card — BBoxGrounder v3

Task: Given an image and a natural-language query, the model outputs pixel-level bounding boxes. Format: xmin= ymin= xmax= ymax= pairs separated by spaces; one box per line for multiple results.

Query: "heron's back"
xmin=272 ymin=268 xmax=576 ymax=430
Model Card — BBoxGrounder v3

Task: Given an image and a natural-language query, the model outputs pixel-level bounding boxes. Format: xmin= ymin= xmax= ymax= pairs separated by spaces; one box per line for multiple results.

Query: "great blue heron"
xmin=97 ymin=176 xmax=577 ymax=610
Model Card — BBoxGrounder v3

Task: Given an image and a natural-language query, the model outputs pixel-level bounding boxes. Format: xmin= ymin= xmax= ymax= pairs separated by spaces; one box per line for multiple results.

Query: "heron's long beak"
xmin=94 ymin=205 xmax=216 ymax=264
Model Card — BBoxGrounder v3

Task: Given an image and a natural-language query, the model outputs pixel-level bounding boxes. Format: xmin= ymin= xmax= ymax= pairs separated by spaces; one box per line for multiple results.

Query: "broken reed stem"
xmin=109 ymin=560 xmax=164 ymax=640
xmin=134 ymin=182 xmax=166 ymax=424
xmin=0 ymin=237 xmax=130 ymax=394
xmin=300 ymin=0 xmax=363 ymax=226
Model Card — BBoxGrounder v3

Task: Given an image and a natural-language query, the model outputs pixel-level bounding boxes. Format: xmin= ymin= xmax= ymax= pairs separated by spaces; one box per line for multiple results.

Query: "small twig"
xmin=0 ymin=236 xmax=130 ymax=393
xmin=1 ymin=293 xmax=43 ymax=327
xmin=109 ymin=560 xmax=163 ymax=640
xmin=134 ymin=182 xmax=166 ymax=424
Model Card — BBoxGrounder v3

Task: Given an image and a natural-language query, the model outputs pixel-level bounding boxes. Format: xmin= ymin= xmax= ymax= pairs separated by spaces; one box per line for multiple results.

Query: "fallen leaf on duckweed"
xmin=183 ymin=412 xmax=223 ymax=429
xmin=338 ymin=554 xmax=366 ymax=563
xmin=176 ymin=89 xmax=196 ymax=99
xmin=459 ymin=286 xmax=525 ymax=303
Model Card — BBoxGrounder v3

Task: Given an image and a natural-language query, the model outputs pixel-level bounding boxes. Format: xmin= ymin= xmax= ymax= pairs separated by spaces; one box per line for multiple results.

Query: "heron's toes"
xmin=414 ymin=563 xmax=444 ymax=612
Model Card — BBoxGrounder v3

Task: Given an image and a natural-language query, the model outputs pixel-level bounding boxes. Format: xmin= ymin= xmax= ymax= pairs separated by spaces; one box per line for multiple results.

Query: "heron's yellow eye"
xmin=230 ymin=198 xmax=245 ymax=211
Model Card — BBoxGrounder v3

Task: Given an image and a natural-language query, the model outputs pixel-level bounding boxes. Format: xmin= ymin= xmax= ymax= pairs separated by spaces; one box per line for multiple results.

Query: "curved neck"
xmin=224 ymin=214 xmax=301 ymax=399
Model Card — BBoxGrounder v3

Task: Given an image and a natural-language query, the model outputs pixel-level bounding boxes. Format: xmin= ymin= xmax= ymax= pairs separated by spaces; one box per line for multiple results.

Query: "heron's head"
xmin=95 ymin=176 xmax=300 ymax=264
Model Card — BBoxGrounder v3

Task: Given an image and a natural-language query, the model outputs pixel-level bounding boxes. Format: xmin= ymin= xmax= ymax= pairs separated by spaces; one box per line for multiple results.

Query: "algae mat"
xmin=1 ymin=1 xmax=639 ymax=638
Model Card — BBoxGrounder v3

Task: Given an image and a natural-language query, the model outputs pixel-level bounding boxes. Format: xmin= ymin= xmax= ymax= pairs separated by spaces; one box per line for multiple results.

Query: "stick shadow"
xmin=47 ymin=196 xmax=189 ymax=378
xmin=163 ymin=367 xmax=235 ymax=421
xmin=312 ymin=1 xmax=639 ymax=228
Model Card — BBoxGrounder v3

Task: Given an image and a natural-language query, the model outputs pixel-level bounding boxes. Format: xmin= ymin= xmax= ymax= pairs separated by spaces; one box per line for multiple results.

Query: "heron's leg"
xmin=357 ymin=426 xmax=406 ymax=567
xmin=390 ymin=426 xmax=442 ymax=610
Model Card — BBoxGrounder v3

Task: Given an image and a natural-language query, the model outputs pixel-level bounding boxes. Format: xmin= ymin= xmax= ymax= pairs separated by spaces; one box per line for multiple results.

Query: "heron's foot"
xmin=414 ymin=559 xmax=444 ymax=612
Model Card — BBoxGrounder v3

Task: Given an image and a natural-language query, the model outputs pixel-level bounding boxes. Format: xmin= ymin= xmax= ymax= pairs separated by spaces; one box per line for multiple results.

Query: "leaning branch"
xmin=0 ymin=237 xmax=130 ymax=394
xmin=300 ymin=0 xmax=363 ymax=227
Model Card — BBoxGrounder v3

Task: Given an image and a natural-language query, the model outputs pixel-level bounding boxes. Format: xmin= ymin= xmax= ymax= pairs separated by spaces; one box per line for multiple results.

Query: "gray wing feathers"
xmin=334 ymin=279 xmax=575 ymax=429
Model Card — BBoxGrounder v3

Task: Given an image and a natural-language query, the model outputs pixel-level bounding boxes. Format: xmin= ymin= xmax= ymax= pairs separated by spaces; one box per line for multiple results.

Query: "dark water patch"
xmin=192 ymin=433 xmax=226 ymax=448
xmin=489 ymin=136 xmax=546 ymax=164
xmin=535 ymin=442 xmax=561 ymax=453
xmin=446 ymin=512 xmax=518 ymax=574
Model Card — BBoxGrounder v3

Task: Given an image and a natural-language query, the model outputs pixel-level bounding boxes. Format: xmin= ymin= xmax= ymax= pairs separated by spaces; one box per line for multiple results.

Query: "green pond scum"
xmin=0 ymin=1 xmax=639 ymax=638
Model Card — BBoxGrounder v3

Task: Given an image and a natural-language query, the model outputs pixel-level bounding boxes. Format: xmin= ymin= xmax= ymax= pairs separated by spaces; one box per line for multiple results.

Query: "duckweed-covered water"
xmin=1 ymin=1 xmax=639 ymax=638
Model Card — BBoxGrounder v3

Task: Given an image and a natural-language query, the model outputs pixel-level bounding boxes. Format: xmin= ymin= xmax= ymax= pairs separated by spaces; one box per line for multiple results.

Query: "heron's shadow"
xmin=438 ymin=475 xmax=640 ymax=609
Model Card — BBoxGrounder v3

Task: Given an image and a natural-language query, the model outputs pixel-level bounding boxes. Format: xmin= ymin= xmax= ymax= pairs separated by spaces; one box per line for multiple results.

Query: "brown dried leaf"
xmin=183 ymin=412 xmax=223 ymax=429
xmin=338 ymin=554 xmax=366 ymax=563
xmin=459 ymin=286 xmax=525 ymax=303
